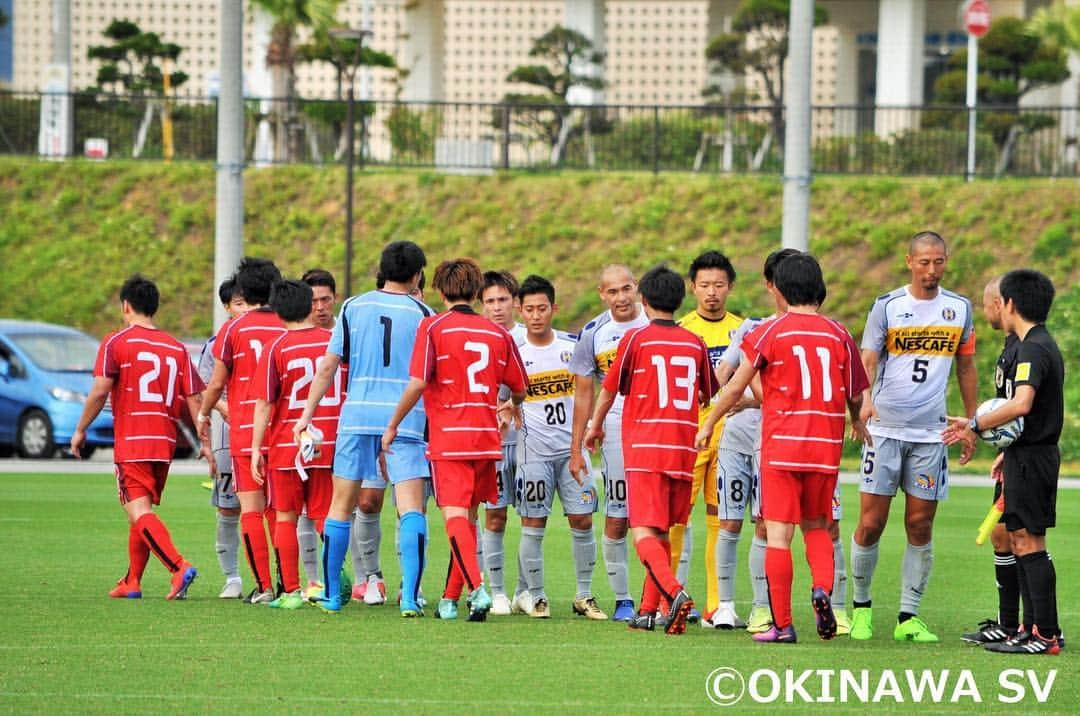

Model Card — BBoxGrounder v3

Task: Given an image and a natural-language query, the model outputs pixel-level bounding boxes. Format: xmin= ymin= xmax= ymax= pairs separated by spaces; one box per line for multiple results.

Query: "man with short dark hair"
xmin=945 ymin=269 xmax=1064 ymax=655
xmin=73 ymin=275 xmax=208 ymax=600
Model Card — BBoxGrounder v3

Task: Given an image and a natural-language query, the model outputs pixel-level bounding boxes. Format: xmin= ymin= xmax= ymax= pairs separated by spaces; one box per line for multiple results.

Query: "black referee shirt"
xmin=995 ymin=332 xmax=1020 ymax=400
xmin=1011 ymin=324 xmax=1064 ymax=447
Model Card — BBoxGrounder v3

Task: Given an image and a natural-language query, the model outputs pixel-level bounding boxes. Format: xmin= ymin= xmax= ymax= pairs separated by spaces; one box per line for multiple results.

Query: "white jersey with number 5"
xmin=861 ymin=286 xmax=975 ymax=442
xmin=518 ymin=331 xmax=577 ymax=461
xmin=569 ymin=308 xmax=649 ymax=422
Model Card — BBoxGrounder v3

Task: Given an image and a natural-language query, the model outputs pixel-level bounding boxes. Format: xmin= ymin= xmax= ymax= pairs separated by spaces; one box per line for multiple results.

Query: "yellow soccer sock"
xmin=669 ymin=523 xmax=686 ymax=573
xmin=705 ymin=513 xmax=722 ymax=613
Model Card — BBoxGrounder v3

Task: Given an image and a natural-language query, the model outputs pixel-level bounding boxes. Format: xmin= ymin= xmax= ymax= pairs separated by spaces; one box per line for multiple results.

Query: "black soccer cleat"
xmin=664 ymin=590 xmax=694 ymax=636
xmin=627 ymin=613 xmax=656 ymax=631
xmin=987 ymin=627 xmax=1061 ymax=655
xmin=962 ymin=619 xmax=1016 ymax=645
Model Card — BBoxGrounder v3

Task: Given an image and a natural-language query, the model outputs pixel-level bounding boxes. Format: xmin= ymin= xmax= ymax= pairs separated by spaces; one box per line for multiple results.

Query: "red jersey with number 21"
xmin=95 ymin=325 xmax=204 ymax=462
xmin=602 ymin=320 xmax=717 ymax=480
xmin=742 ymin=312 xmax=869 ymax=474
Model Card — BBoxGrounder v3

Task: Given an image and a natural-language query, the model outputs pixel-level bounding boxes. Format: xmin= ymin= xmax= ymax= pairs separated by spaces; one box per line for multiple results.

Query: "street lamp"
xmin=328 ymin=26 xmax=372 ymax=298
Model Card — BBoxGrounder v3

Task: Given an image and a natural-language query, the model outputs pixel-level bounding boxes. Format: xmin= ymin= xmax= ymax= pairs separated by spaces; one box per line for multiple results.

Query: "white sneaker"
xmin=247 ymin=589 xmax=275 ymax=605
xmin=511 ymin=590 xmax=534 ymax=615
xmin=704 ymin=601 xmax=746 ymax=629
xmin=490 ymin=593 xmax=513 ymax=616
xmin=363 ymin=574 xmax=386 ymax=605
xmin=219 ymin=579 xmax=243 ymax=599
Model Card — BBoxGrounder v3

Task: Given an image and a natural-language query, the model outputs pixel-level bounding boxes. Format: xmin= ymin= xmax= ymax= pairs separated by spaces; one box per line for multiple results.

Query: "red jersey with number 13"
xmin=212 ymin=307 xmax=286 ymax=455
xmin=742 ymin=312 xmax=869 ymax=474
xmin=410 ymin=306 xmax=528 ymax=461
xmin=254 ymin=327 xmax=346 ymax=470
xmin=602 ymin=320 xmax=717 ymax=479
xmin=95 ymin=325 xmax=204 ymax=462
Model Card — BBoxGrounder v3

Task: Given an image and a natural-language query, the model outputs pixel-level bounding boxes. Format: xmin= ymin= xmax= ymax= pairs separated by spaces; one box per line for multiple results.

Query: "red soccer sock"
xmin=803 ymin=527 xmax=835 ymax=594
xmin=133 ymin=513 xmax=183 ymax=574
xmin=274 ymin=519 xmax=301 ymax=594
xmin=264 ymin=507 xmax=277 ymax=548
xmin=446 ymin=516 xmax=482 ymax=593
xmin=640 ymin=575 xmax=662 ymax=615
xmin=127 ymin=523 xmax=150 ymax=584
xmin=443 ymin=554 xmax=465 ymax=600
xmin=635 ymin=535 xmax=682 ymax=604
xmin=765 ymin=546 xmax=794 ymax=629
xmin=241 ymin=511 xmax=273 ymax=593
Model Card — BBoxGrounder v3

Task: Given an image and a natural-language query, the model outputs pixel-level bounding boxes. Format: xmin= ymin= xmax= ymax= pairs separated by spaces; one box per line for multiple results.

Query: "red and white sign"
xmin=963 ymin=0 xmax=991 ymax=38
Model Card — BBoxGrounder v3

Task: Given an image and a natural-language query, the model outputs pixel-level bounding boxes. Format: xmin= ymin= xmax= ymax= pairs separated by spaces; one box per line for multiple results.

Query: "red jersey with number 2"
xmin=95 ymin=325 xmax=205 ymax=462
xmin=254 ymin=327 xmax=345 ymax=470
xmin=212 ymin=307 xmax=286 ymax=456
xmin=602 ymin=320 xmax=717 ymax=479
xmin=410 ymin=306 xmax=528 ymax=461
xmin=742 ymin=312 xmax=869 ymax=474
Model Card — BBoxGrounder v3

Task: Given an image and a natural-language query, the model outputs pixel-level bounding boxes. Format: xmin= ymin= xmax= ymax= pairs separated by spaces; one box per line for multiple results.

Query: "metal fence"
xmin=2 ymin=91 xmax=1078 ymax=177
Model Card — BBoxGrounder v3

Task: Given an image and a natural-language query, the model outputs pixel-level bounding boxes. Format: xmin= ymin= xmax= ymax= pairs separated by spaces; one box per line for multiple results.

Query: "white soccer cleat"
xmin=363 ymin=574 xmax=387 ymax=605
xmin=530 ymin=597 xmax=551 ymax=619
xmin=704 ymin=601 xmax=746 ymax=629
xmin=490 ymin=593 xmax=513 ymax=616
xmin=219 ymin=579 xmax=243 ymax=599
xmin=511 ymin=590 xmax=534 ymax=616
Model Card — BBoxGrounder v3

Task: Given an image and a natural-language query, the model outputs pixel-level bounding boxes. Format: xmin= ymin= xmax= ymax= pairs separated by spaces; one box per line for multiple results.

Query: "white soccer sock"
xmin=349 ymin=509 xmax=365 ymax=582
xmin=716 ymin=529 xmax=740 ymax=602
xmin=602 ymin=535 xmax=631 ymax=602
xmin=749 ymin=536 xmax=769 ymax=608
xmin=832 ymin=537 xmax=848 ymax=607
xmin=482 ymin=528 xmax=506 ymax=595
xmin=850 ymin=537 xmax=880 ymax=605
xmin=677 ymin=522 xmax=693 ymax=586
xmin=354 ymin=510 xmax=382 ymax=579
xmin=900 ymin=541 xmax=933 ymax=615
xmin=520 ymin=526 xmax=546 ymax=601
xmin=570 ymin=528 xmax=597 ymax=600
xmin=296 ymin=515 xmax=320 ymax=584
xmin=216 ymin=513 xmax=240 ymax=583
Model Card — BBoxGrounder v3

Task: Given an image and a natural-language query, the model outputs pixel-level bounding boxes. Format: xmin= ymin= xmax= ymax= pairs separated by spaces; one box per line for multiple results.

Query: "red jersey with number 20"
xmin=212 ymin=307 xmax=286 ymax=456
xmin=95 ymin=325 xmax=204 ymax=462
xmin=602 ymin=320 xmax=717 ymax=480
xmin=254 ymin=327 xmax=345 ymax=470
xmin=410 ymin=306 xmax=528 ymax=461
xmin=742 ymin=312 xmax=869 ymax=474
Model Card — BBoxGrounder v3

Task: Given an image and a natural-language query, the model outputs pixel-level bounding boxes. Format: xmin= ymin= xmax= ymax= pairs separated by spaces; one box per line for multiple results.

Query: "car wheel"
xmin=17 ymin=409 xmax=55 ymax=459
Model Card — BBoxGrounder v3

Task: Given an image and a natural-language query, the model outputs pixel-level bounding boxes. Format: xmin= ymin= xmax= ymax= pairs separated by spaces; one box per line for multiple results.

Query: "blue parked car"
xmin=0 ymin=320 xmax=114 ymax=458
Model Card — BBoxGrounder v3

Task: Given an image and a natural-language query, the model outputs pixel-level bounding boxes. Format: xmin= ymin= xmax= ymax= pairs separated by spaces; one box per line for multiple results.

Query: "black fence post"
xmin=501 ymin=103 xmax=511 ymax=170
xmin=652 ymin=104 xmax=660 ymax=175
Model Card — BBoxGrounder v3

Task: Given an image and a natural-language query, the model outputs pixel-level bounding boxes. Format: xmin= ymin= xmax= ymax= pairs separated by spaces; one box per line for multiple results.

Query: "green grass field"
xmin=0 ymin=472 xmax=1075 ymax=713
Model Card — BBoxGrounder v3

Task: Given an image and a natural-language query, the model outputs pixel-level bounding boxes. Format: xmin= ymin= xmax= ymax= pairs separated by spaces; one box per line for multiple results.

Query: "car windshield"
xmin=9 ymin=332 xmax=98 ymax=372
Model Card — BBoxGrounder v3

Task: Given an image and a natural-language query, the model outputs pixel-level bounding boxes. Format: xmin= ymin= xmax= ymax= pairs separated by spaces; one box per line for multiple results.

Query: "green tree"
xmin=704 ymin=0 xmax=827 ymax=150
xmin=1029 ymin=1 xmax=1080 ymax=53
xmin=87 ymin=19 xmax=187 ymax=94
xmin=926 ymin=16 xmax=1069 ymax=175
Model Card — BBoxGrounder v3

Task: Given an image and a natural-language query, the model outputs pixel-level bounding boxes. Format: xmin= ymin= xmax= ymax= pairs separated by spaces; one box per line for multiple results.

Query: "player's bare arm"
xmin=185 ymin=392 xmax=216 ymax=475
xmin=583 ymin=387 xmax=616 ymax=451
xmin=197 ymin=358 xmax=230 ymax=440
xmin=70 ymin=375 xmax=113 ymax=458
xmin=943 ymin=384 xmax=1035 ymax=446
xmin=568 ymin=374 xmax=596 ymax=480
xmin=714 ymin=360 xmax=735 ymax=387
xmin=695 ymin=360 xmax=755 ymax=449
xmin=293 ymin=352 xmax=341 ymax=444
xmin=955 ymin=352 xmax=979 ymax=418
xmin=858 ymin=348 xmax=880 ymax=424
xmin=250 ymin=398 xmax=272 ymax=485
xmin=381 ymin=376 xmax=427 ymax=454
xmin=846 ymin=392 xmax=872 ymax=446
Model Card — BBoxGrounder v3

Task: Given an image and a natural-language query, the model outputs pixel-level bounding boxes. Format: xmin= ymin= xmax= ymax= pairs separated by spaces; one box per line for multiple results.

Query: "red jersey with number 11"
xmin=94 ymin=325 xmax=204 ymax=462
xmin=742 ymin=312 xmax=869 ymax=474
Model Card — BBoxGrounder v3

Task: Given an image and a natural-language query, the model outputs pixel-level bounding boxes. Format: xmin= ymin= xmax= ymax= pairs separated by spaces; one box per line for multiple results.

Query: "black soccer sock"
xmin=1019 ymin=551 xmax=1059 ymax=639
xmin=898 ymin=611 xmax=915 ymax=624
xmin=994 ymin=551 xmax=1021 ymax=629
xmin=1015 ymin=555 xmax=1035 ymax=634
xmin=853 ymin=600 xmax=871 ymax=609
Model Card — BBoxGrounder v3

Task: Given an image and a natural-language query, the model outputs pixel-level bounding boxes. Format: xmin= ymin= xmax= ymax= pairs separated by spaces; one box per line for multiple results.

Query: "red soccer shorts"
xmin=626 ymin=471 xmax=692 ymax=530
xmin=115 ymin=461 xmax=170 ymax=505
xmin=759 ymin=468 xmax=837 ymax=523
xmin=268 ymin=467 xmax=332 ymax=520
xmin=431 ymin=459 xmax=497 ymax=509
xmin=233 ymin=454 xmax=266 ymax=494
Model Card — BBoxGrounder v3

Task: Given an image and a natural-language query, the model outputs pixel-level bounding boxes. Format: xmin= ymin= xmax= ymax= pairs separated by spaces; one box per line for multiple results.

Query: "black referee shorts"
xmin=1003 ymin=445 xmax=1060 ymax=536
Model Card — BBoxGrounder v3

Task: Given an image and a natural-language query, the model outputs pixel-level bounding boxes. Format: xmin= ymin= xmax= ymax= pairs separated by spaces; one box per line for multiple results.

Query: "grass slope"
xmin=0 ymin=473 xmax=1076 ymax=713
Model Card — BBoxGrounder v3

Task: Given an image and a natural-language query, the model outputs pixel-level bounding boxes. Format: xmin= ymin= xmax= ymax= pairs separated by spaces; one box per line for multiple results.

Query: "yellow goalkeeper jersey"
xmin=677 ymin=309 xmax=743 ymax=425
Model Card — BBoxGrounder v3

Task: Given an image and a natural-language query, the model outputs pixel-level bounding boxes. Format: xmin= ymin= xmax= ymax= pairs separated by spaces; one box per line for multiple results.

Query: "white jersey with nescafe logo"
xmin=569 ymin=308 xmax=648 ymax=421
xmin=518 ymin=331 xmax=577 ymax=461
xmin=861 ymin=286 xmax=976 ymax=442
xmin=500 ymin=322 xmax=528 ymax=448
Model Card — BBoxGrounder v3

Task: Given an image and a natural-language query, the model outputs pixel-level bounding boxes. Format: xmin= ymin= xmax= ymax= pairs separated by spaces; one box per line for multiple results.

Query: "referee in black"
xmin=945 ymin=269 xmax=1064 ymax=654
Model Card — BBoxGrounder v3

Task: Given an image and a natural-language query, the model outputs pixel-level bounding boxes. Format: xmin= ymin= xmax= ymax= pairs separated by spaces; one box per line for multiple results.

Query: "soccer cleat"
xmin=850 ymin=607 xmax=873 ymax=640
xmin=315 ymin=595 xmax=342 ymax=614
xmin=269 ymin=590 xmax=305 ymax=610
xmin=612 ymin=599 xmax=636 ymax=622
xmin=664 ymin=590 xmax=694 ymax=636
xmin=246 ymin=589 xmax=275 ymax=605
xmin=752 ymin=624 xmax=798 ymax=643
xmin=687 ymin=607 xmax=701 ymax=624
xmin=988 ymin=626 xmax=1060 ymax=655
xmin=894 ymin=616 xmax=940 ymax=643
xmin=745 ymin=606 xmax=774 ymax=633
xmin=962 ymin=619 xmax=1017 ymax=645
xmin=435 ymin=598 xmax=458 ymax=620
xmin=219 ymin=579 xmax=243 ymax=600
xmin=363 ymin=575 xmax=386 ymax=605
xmin=200 ymin=480 xmax=213 ymax=490
xmin=811 ymin=587 xmax=837 ymax=640
xmin=511 ymin=591 xmax=534 ymax=615
xmin=572 ymin=596 xmax=608 ymax=620
xmin=303 ymin=581 xmax=324 ymax=602
xmin=627 ymin=613 xmax=656 ymax=631
xmin=109 ymin=578 xmax=142 ymax=599
xmin=834 ymin=608 xmax=852 ymax=636
xmin=490 ymin=593 xmax=513 ymax=616
xmin=704 ymin=601 xmax=746 ymax=630
xmin=530 ymin=597 xmax=551 ymax=619
xmin=468 ymin=585 xmax=493 ymax=622
xmin=166 ymin=562 xmax=197 ymax=601
xmin=400 ymin=605 xmax=424 ymax=618
xmin=351 ymin=581 xmax=367 ymax=602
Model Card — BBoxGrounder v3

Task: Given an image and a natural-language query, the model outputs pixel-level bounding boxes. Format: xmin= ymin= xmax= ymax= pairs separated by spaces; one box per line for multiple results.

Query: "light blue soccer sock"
xmin=398 ymin=511 xmax=427 ymax=608
xmin=833 ymin=537 xmax=848 ymax=607
xmin=520 ymin=526 xmax=546 ymax=601
xmin=899 ymin=541 xmax=933 ymax=616
xmin=677 ymin=523 xmax=693 ymax=586
xmin=850 ymin=537 xmax=880 ymax=606
xmin=296 ymin=515 xmax=320 ymax=584
xmin=570 ymin=527 xmax=597 ymax=599
xmin=716 ymin=529 xmax=740 ymax=602
xmin=322 ymin=518 xmax=351 ymax=602
xmin=749 ymin=536 xmax=769 ymax=608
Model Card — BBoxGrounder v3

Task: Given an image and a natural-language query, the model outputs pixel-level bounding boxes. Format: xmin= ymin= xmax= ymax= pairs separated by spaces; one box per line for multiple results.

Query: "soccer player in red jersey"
xmin=71 ymin=275 xmax=209 ymax=600
xmin=382 ymin=258 xmax=528 ymax=622
xmin=696 ymin=253 xmax=871 ymax=643
xmin=198 ymin=258 xmax=287 ymax=604
xmin=584 ymin=266 xmax=717 ymax=635
xmin=250 ymin=280 xmax=343 ymax=609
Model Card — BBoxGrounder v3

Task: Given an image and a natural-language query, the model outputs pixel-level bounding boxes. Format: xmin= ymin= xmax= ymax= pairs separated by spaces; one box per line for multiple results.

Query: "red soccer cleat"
xmin=166 ymin=561 xmax=198 ymax=601
xmin=109 ymin=578 xmax=142 ymax=599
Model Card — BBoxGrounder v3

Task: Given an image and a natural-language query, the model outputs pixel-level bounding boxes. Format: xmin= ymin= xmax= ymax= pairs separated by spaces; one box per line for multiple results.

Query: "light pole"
xmin=328 ymin=26 xmax=372 ymax=298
